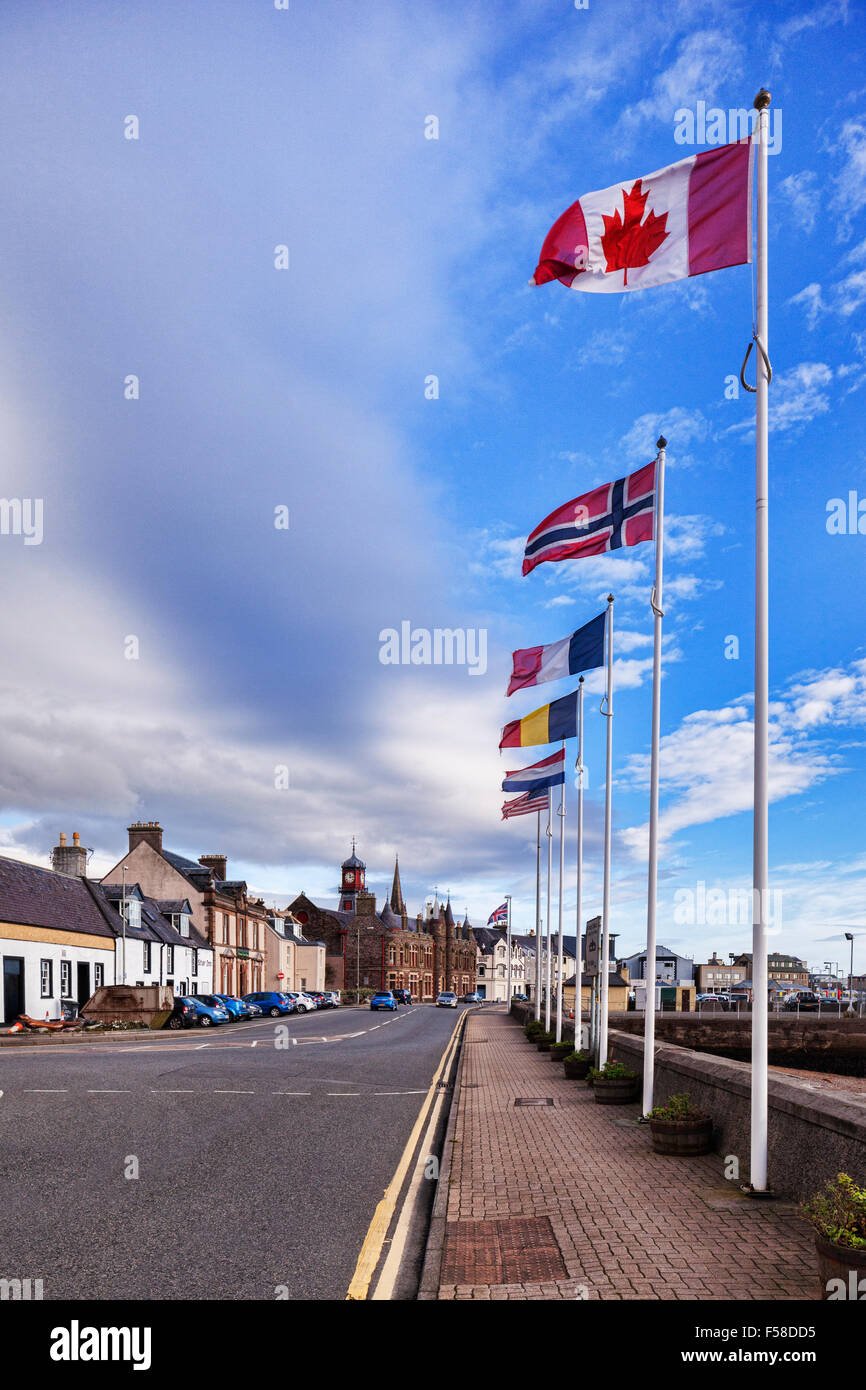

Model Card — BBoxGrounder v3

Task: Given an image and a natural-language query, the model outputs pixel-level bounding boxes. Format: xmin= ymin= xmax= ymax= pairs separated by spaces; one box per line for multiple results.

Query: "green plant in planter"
xmin=650 ymin=1092 xmax=707 ymax=1122
xmin=550 ymin=1040 xmax=572 ymax=1053
xmin=524 ymin=1019 xmax=545 ymax=1039
xmin=803 ymin=1173 xmax=866 ymax=1250
xmin=588 ymin=1059 xmax=637 ymax=1083
xmin=565 ymin=1049 xmax=589 ymax=1064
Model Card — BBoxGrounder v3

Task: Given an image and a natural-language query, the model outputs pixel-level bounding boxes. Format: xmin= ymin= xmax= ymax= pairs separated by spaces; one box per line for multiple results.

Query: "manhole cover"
xmin=514 ymin=1097 xmax=554 ymax=1106
xmin=441 ymin=1216 xmax=568 ymax=1284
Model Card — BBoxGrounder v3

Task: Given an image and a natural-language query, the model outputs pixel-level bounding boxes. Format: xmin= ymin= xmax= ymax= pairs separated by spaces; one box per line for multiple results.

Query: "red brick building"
xmin=288 ymin=846 xmax=476 ymax=1000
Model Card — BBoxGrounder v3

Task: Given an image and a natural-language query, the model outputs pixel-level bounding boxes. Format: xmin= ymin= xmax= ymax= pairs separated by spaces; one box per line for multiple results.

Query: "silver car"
xmin=436 ymin=991 xmax=458 ymax=1008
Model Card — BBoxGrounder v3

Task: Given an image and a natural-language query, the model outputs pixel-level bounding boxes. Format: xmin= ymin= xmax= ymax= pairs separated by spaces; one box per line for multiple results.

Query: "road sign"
xmin=585 ymin=916 xmax=601 ymax=977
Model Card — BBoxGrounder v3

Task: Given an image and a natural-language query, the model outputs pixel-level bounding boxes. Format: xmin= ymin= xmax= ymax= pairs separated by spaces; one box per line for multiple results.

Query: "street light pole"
xmin=845 ymin=933 xmax=855 ymax=1017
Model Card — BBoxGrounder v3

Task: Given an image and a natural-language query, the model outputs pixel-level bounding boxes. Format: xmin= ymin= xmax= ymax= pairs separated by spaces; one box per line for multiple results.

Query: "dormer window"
xmin=121 ymin=898 xmax=141 ymax=929
xmin=171 ymin=913 xmax=190 ymax=938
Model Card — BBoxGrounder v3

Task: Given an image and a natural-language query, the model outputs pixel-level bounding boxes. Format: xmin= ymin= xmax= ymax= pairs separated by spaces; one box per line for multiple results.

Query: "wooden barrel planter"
xmin=563 ymin=1056 xmax=590 ymax=1080
xmin=592 ymin=1076 xmax=639 ymax=1105
xmin=649 ymin=1116 xmax=713 ymax=1156
xmin=815 ymin=1237 xmax=866 ymax=1300
xmin=536 ymin=1035 xmax=553 ymax=1052
xmin=549 ymin=1043 xmax=572 ymax=1062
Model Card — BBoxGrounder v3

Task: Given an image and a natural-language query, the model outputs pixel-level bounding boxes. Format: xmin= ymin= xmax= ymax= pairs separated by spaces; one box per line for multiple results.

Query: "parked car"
xmin=436 ymin=991 xmax=458 ymax=1008
xmin=322 ymin=991 xmax=341 ymax=1007
xmin=370 ymin=991 xmax=398 ymax=1011
xmin=213 ymin=994 xmax=257 ymax=1020
xmin=166 ymin=997 xmax=198 ymax=1030
xmin=185 ymin=996 xmax=230 ymax=1027
xmin=282 ymin=991 xmax=314 ymax=1013
xmin=243 ymin=991 xmax=294 ymax=1017
xmin=393 ymin=988 xmax=412 ymax=1005
xmin=696 ymin=993 xmax=730 ymax=1010
xmin=463 ymin=991 xmax=481 ymax=1003
xmin=783 ymin=990 xmax=822 ymax=1012
xmin=512 ymin=993 xmax=529 ymax=1002
xmin=302 ymin=991 xmax=326 ymax=1008
xmin=193 ymin=993 xmax=241 ymax=1022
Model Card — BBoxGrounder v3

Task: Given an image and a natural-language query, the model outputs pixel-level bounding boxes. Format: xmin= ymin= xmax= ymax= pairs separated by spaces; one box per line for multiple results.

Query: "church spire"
xmin=390 ymin=855 xmax=406 ymax=920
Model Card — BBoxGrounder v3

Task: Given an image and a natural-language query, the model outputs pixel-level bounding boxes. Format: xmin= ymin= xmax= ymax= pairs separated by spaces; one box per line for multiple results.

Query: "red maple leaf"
xmin=600 ymin=179 xmax=669 ymax=286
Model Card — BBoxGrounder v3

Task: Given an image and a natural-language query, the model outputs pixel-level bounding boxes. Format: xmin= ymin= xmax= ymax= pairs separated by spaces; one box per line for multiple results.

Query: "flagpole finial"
xmin=607 ymin=593 xmax=614 ymax=604
xmin=753 ymin=88 xmax=771 ymax=110
xmin=579 ymin=674 xmax=584 ymax=684
xmin=656 ymin=435 xmax=667 ymax=450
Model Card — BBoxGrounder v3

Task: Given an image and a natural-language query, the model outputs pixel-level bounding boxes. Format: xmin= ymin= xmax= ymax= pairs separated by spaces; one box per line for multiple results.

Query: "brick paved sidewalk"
xmin=425 ymin=1009 xmax=819 ymax=1301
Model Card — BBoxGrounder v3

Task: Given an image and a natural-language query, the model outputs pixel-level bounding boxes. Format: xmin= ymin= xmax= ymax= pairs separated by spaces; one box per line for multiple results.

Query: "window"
xmin=222 ymin=913 xmax=229 ymax=943
xmin=191 ymin=950 xmax=198 ymax=978
xmin=238 ymin=919 xmax=246 ymax=948
xmin=94 ymin=964 xmax=104 ymax=988
xmin=143 ymin=941 xmax=152 ymax=973
xmin=60 ymin=960 xmax=72 ymax=997
xmin=122 ymin=897 xmax=141 ymax=928
xmin=40 ymin=959 xmax=53 ymax=997
xmin=166 ymin=946 xmax=174 ymax=974
xmin=172 ymin=914 xmax=190 ymax=938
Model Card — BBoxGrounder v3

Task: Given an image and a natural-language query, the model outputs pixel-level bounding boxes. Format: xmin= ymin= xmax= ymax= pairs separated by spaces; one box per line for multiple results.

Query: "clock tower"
xmin=339 ymin=840 xmax=366 ymax=913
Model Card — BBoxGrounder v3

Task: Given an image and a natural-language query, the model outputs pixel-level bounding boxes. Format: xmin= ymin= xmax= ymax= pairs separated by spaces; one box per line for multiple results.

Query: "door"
xmin=76 ymin=961 xmax=90 ymax=1010
xmin=3 ymin=957 xmax=25 ymax=1023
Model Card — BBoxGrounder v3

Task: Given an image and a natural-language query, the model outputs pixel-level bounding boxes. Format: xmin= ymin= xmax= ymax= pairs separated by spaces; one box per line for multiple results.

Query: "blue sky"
xmin=0 ymin=0 xmax=864 ymax=975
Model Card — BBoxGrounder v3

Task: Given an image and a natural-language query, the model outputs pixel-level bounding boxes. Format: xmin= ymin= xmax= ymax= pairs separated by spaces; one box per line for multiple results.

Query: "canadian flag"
xmin=532 ymin=139 xmax=752 ymax=294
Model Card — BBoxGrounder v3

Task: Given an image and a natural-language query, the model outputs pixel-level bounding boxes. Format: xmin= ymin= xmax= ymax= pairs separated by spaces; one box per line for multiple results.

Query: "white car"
xmin=436 ymin=992 xmax=458 ymax=1008
xmin=284 ymin=991 xmax=315 ymax=1014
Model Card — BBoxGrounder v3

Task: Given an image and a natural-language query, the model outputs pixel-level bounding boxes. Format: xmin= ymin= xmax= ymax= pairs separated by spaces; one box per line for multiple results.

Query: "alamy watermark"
xmin=674 ymin=881 xmax=783 ymax=928
xmin=0 ymin=498 xmax=43 ymax=545
xmin=379 ymin=622 xmax=487 ymax=676
xmin=674 ymin=101 xmax=782 ymax=156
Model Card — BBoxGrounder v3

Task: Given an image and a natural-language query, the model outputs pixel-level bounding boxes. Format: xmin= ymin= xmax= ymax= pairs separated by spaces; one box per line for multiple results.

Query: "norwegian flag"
xmin=500 ymin=791 xmax=550 ymax=820
xmin=487 ymin=902 xmax=509 ymax=923
xmin=523 ymin=461 xmax=656 ymax=576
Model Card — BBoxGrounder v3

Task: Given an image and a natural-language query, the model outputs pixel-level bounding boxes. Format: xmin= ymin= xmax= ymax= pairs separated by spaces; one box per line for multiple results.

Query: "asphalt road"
xmin=0 ymin=1002 xmax=466 ymax=1300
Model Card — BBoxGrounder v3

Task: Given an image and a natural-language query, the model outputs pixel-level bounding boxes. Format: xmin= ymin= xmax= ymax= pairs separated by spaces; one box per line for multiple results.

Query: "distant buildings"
xmin=472 ymin=926 xmax=531 ymax=1000
xmin=289 ymin=846 xmax=476 ymax=1000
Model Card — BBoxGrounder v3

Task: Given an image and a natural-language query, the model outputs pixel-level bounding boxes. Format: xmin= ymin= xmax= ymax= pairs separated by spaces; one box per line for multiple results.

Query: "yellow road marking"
xmin=345 ymin=1011 xmax=467 ymax=1301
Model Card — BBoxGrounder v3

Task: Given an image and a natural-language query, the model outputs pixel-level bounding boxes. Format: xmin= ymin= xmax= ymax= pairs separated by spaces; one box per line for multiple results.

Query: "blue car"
xmin=184 ymin=995 xmax=230 ymax=1027
xmin=243 ymin=991 xmax=294 ymax=1017
xmin=370 ymin=991 xmax=398 ymax=1011
xmin=214 ymin=993 xmax=257 ymax=1020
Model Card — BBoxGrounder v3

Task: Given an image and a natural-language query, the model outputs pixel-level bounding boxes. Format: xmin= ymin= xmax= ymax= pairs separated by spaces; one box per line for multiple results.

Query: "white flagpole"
xmin=575 ymin=676 xmax=584 ymax=1053
xmin=545 ymin=786 xmax=553 ymax=1033
xmin=751 ymin=88 xmax=771 ymax=1194
xmin=555 ymin=739 xmax=566 ymax=1042
xmin=598 ymin=594 xmax=614 ymax=1066
xmin=505 ymin=894 xmax=512 ymax=1006
xmin=534 ymin=809 xmax=542 ymax=1021
xmin=642 ymin=438 xmax=666 ymax=1116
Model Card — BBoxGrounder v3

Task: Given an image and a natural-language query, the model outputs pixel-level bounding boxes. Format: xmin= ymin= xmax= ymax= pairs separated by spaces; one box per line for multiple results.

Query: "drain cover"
xmin=441 ymin=1216 xmax=568 ymax=1284
xmin=514 ymin=1097 xmax=554 ymax=1106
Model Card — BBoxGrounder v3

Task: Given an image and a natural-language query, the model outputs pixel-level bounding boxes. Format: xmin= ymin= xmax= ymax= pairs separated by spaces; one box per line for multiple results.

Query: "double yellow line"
xmin=345 ymin=1009 xmax=467 ymax=1300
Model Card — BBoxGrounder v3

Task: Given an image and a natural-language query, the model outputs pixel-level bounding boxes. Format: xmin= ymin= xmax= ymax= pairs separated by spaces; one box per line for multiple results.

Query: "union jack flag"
xmin=487 ymin=901 xmax=509 ymax=924
xmin=523 ymin=460 xmax=656 ymax=576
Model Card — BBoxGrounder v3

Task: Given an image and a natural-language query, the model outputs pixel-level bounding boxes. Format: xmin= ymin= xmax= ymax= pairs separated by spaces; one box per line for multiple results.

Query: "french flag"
xmin=507 ymin=611 xmax=606 ymax=695
xmin=531 ymin=139 xmax=752 ymax=294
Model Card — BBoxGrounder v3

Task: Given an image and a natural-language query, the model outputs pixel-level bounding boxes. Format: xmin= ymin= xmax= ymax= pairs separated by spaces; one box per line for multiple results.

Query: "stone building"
xmin=102 ymin=822 xmax=270 ymax=997
xmin=288 ymin=846 xmax=476 ymax=1000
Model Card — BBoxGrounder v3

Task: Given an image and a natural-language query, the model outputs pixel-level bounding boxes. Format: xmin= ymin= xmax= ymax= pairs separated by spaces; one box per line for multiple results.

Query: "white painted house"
xmin=99 ymin=882 xmax=213 ymax=996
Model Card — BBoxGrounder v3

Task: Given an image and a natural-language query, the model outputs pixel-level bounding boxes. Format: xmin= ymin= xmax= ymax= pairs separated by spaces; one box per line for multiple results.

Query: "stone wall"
xmin=607 ymin=1030 xmax=866 ymax=1201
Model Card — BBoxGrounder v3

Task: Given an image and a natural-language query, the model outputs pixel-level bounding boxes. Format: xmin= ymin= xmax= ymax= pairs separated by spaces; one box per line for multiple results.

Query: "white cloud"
xmin=619 ymin=659 xmax=866 ymax=860
xmin=788 ymin=282 xmax=826 ymax=330
xmin=779 ymin=171 xmax=819 ymax=234
xmin=618 ymin=407 xmax=710 ymax=469
xmin=829 ymin=113 xmax=866 ymax=240
xmin=619 ymin=30 xmax=743 ymax=129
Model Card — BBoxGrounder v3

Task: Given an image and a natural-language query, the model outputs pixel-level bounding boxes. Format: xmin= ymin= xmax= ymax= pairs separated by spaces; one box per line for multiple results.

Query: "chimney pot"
xmin=59 ymin=832 xmax=67 ymax=846
xmin=73 ymin=832 xmax=80 ymax=846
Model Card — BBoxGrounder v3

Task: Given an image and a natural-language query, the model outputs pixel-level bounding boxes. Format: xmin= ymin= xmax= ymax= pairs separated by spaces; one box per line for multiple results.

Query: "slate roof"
xmin=473 ymin=926 xmax=506 ymax=952
xmin=0 ymin=856 xmax=120 ymax=939
xmin=379 ymin=903 xmax=405 ymax=931
xmin=99 ymin=881 xmax=210 ymax=952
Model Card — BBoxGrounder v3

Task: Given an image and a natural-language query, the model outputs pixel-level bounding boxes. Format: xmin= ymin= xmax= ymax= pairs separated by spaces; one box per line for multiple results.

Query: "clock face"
xmin=345 ymin=871 xmax=355 ymax=884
